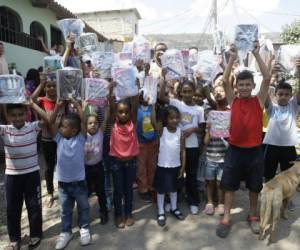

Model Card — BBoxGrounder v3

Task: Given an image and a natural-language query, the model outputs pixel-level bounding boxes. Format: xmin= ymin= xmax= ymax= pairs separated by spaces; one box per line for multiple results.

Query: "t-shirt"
xmin=84 ymin=130 xmax=103 ymax=165
xmin=55 ymin=133 xmax=86 ymax=182
xmin=170 ymin=99 xmax=205 ymax=148
xmin=0 ymin=122 xmax=41 ymax=175
xmin=229 ymin=96 xmax=262 ymax=148
xmin=137 ymin=105 xmax=157 ymax=143
xmin=263 ymin=96 xmax=299 ymax=146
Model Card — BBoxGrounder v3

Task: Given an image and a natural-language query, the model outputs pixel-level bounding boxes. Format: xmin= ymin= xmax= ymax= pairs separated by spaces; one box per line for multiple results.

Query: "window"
xmin=134 ymin=23 xmax=138 ymax=35
xmin=51 ymin=26 xmax=63 ymax=47
xmin=0 ymin=6 xmax=22 ymax=32
xmin=30 ymin=21 xmax=47 ymax=43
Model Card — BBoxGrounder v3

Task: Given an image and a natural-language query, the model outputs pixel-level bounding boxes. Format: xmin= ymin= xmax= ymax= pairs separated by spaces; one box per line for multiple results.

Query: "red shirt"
xmin=39 ymin=97 xmax=56 ymax=112
xmin=229 ymin=96 xmax=262 ymax=148
xmin=109 ymin=120 xmax=139 ymax=159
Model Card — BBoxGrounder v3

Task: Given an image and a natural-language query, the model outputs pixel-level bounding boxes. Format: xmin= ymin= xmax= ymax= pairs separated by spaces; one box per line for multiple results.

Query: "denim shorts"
xmin=205 ymin=160 xmax=224 ymax=181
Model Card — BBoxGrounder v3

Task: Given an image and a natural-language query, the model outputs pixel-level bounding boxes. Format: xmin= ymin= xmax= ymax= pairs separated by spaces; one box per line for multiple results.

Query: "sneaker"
xmin=203 ymin=203 xmax=214 ymax=215
xmin=216 ymin=220 xmax=231 ymax=238
xmin=190 ymin=205 xmax=199 ymax=215
xmin=247 ymin=215 xmax=260 ymax=234
xmin=80 ymin=228 xmax=91 ymax=246
xmin=215 ymin=204 xmax=225 ymax=216
xmin=55 ymin=232 xmax=73 ymax=250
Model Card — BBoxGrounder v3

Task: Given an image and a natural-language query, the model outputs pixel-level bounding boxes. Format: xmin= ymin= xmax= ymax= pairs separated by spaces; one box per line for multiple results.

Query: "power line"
xmin=242 ymin=9 xmax=300 ymax=17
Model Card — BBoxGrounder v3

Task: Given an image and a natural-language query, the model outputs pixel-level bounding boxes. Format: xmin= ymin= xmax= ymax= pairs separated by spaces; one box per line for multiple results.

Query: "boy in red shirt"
xmin=216 ymin=42 xmax=271 ymax=238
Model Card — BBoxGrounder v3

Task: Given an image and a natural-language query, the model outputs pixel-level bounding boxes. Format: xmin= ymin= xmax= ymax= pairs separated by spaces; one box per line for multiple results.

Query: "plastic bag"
xmin=132 ymin=35 xmax=151 ymax=64
xmin=57 ymin=67 xmax=83 ymax=100
xmin=78 ymin=33 xmax=98 ymax=55
xmin=91 ymin=51 xmax=114 ymax=79
xmin=213 ymin=29 xmax=226 ymax=54
xmin=141 ymin=76 xmax=158 ymax=105
xmin=122 ymin=42 xmax=133 ymax=53
xmin=57 ymin=18 xmax=85 ymax=40
xmin=111 ymin=64 xmax=138 ymax=99
xmin=0 ymin=75 xmax=26 ymax=103
xmin=278 ymin=45 xmax=300 ymax=73
xmin=192 ymin=50 xmax=220 ymax=82
xmin=43 ymin=56 xmax=62 ymax=72
xmin=84 ymin=78 xmax=109 ymax=107
xmin=234 ymin=24 xmax=258 ymax=60
xmin=161 ymin=49 xmax=186 ymax=81
xmin=208 ymin=110 xmax=231 ymax=138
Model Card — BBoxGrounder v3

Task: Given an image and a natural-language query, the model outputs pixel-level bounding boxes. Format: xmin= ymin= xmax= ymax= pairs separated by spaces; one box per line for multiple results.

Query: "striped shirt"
xmin=206 ymin=137 xmax=227 ymax=163
xmin=0 ymin=122 xmax=41 ymax=175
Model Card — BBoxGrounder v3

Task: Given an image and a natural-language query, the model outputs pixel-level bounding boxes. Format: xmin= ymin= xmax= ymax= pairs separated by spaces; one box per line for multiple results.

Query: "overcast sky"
xmin=56 ymin=0 xmax=300 ymax=36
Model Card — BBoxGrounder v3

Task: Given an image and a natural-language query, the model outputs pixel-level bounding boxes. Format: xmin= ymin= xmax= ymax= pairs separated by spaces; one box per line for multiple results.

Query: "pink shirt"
xmin=109 ymin=120 xmax=139 ymax=159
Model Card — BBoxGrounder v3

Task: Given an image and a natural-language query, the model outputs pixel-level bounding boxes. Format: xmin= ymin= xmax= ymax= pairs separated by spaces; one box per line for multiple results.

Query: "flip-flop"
xmin=216 ymin=220 xmax=231 ymax=238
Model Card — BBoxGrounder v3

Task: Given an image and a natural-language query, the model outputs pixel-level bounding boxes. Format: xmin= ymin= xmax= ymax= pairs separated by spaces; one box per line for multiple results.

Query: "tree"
xmin=281 ymin=20 xmax=300 ymax=44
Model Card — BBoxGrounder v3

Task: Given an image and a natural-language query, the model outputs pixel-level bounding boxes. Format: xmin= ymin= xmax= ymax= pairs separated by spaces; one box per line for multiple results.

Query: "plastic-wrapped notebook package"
xmin=213 ymin=29 xmax=226 ymax=54
xmin=141 ymin=76 xmax=158 ymax=105
xmin=278 ymin=45 xmax=300 ymax=73
xmin=57 ymin=18 xmax=85 ymax=40
xmin=84 ymin=78 xmax=109 ymax=107
xmin=43 ymin=56 xmax=62 ymax=72
xmin=91 ymin=51 xmax=114 ymax=79
xmin=116 ymin=52 xmax=133 ymax=66
xmin=132 ymin=36 xmax=151 ymax=64
xmin=78 ymin=33 xmax=98 ymax=55
xmin=161 ymin=49 xmax=186 ymax=81
xmin=234 ymin=24 xmax=258 ymax=62
xmin=0 ymin=75 xmax=26 ymax=103
xmin=207 ymin=110 xmax=231 ymax=138
xmin=111 ymin=64 xmax=138 ymax=100
xmin=57 ymin=67 xmax=83 ymax=100
xmin=192 ymin=50 xmax=220 ymax=82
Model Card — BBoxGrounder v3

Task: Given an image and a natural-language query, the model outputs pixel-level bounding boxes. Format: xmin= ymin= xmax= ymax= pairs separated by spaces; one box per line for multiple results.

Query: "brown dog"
xmin=259 ymin=162 xmax=300 ymax=243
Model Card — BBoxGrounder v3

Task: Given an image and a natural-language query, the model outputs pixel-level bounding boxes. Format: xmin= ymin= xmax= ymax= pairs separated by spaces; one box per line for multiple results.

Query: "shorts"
xmin=220 ymin=145 xmax=264 ymax=193
xmin=205 ymin=160 xmax=224 ymax=181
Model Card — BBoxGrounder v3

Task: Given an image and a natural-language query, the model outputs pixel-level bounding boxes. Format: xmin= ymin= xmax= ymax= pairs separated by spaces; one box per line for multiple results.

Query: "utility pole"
xmin=213 ymin=0 xmax=217 ymax=30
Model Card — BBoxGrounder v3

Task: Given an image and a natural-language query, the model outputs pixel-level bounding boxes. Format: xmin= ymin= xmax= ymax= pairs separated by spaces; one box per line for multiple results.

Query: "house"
xmin=77 ymin=8 xmax=141 ymax=42
xmin=0 ymin=0 xmax=107 ymax=76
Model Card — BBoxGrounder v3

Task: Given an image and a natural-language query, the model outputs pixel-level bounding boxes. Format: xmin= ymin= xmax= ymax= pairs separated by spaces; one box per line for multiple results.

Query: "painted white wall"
xmin=0 ymin=0 xmax=61 ymax=75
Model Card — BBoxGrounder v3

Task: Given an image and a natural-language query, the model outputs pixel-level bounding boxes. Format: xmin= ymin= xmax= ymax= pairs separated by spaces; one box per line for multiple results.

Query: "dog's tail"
xmin=260 ymin=187 xmax=273 ymax=236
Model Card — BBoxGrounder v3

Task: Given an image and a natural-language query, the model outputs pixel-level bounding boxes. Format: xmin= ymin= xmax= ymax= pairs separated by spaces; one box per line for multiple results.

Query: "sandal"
xmin=170 ymin=209 xmax=184 ymax=220
xmin=157 ymin=214 xmax=166 ymax=227
xmin=247 ymin=215 xmax=260 ymax=234
xmin=28 ymin=237 xmax=41 ymax=250
xmin=203 ymin=203 xmax=214 ymax=215
xmin=4 ymin=242 xmax=20 ymax=250
xmin=216 ymin=220 xmax=231 ymax=238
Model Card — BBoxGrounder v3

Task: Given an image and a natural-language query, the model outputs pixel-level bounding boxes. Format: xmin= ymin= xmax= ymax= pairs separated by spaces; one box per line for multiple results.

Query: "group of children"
xmin=2 ymin=39 xmax=300 ymax=250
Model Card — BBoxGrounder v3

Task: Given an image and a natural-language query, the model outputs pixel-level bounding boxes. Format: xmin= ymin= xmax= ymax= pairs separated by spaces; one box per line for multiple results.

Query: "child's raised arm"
xmin=71 ymin=99 xmax=86 ymax=135
xmin=253 ymin=41 xmax=271 ymax=108
xmin=130 ymin=78 xmax=140 ymax=125
xmin=295 ymin=58 xmax=300 ymax=104
xmin=178 ymin=132 xmax=186 ymax=178
xmin=223 ymin=45 xmax=236 ymax=105
xmin=100 ymin=106 xmax=110 ymax=132
xmin=108 ymin=81 xmax=117 ymax=118
xmin=49 ymin=100 xmax=64 ymax=136
xmin=62 ymin=36 xmax=73 ymax=67
xmin=31 ymin=73 xmax=46 ymax=103
xmin=158 ymin=68 xmax=170 ymax=104
xmin=27 ymin=98 xmax=49 ymax=125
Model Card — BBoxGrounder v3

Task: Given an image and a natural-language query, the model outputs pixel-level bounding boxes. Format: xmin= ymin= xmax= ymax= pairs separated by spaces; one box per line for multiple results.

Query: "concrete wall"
xmin=78 ymin=10 xmax=139 ymax=41
xmin=0 ymin=0 xmax=60 ymax=75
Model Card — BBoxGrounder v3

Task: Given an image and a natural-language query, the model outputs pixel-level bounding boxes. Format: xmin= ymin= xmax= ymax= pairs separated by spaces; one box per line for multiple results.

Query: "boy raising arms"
xmin=216 ymin=42 xmax=271 ymax=238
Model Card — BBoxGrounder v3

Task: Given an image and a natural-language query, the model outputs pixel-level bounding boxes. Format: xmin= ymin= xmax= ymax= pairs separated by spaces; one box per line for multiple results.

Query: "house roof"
xmin=77 ymin=8 xmax=142 ymax=20
xmin=40 ymin=0 xmax=108 ymax=41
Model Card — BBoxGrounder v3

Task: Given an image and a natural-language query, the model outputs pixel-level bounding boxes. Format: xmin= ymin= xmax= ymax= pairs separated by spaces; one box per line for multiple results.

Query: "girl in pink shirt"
xmin=109 ymin=87 xmax=139 ymax=228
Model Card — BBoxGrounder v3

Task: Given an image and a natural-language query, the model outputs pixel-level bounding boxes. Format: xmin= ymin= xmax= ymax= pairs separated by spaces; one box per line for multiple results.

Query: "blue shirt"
xmin=136 ymin=105 xmax=157 ymax=143
xmin=55 ymin=133 xmax=86 ymax=182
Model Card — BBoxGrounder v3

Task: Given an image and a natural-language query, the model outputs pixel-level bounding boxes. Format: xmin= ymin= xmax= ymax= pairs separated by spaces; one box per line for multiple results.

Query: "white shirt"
xmin=264 ymin=96 xmax=299 ymax=146
xmin=0 ymin=55 xmax=9 ymax=75
xmin=158 ymin=127 xmax=181 ymax=168
xmin=170 ymin=98 xmax=205 ymax=148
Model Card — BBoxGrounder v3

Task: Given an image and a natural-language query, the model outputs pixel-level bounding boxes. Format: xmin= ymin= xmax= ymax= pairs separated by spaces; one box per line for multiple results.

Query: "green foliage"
xmin=281 ymin=20 xmax=300 ymax=44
